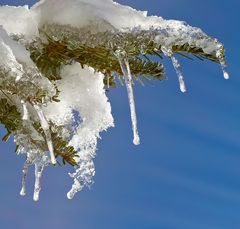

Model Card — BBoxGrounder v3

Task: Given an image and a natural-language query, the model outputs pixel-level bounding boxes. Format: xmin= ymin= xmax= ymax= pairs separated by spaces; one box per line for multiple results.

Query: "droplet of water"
xmin=216 ymin=46 xmax=229 ymax=80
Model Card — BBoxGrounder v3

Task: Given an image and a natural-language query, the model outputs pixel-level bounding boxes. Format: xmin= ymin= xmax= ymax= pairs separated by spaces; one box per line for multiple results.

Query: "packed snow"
xmin=0 ymin=0 xmax=228 ymax=200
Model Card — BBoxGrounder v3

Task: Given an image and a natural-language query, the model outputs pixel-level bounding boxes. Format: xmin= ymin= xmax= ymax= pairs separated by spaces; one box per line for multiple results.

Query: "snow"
xmin=44 ymin=63 xmax=114 ymax=198
xmin=0 ymin=0 xmax=229 ymax=200
xmin=0 ymin=6 xmax=38 ymax=38
xmin=31 ymin=0 xmax=152 ymax=31
xmin=0 ymin=27 xmax=24 ymax=81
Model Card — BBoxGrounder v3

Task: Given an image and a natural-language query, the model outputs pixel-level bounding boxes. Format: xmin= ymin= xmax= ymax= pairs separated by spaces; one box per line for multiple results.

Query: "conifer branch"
xmin=0 ymin=98 xmax=78 ymax=166
xmin=26 ymin=24 xmax=224 ymax=87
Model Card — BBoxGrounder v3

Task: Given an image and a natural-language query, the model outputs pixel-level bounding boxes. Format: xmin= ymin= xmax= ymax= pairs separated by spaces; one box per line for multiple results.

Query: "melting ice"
xmin=116 ymin=50 xmax=140 ymax=145
xmin=0 ymin=0 xmax=229 ymax=201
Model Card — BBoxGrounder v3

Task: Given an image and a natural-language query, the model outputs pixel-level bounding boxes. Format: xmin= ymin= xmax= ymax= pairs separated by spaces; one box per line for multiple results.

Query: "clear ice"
xmin=33 ymin=104 xmax=56 ymax=165
xmin=171 ymin=56 xmax=187 ymax=93
xmin=33 ymin=163 xmax=44 ymax=202
xmin=21 ymin=100 xmax=29 ymax=120
xmin=161 ymin=46 xmax=187 ymax=93
xmin=216 ymin=46 xmax=229 ymax=80
xmin=116 ymin=51 xmax=140 ymax=145
xmin=20 ymin=158 xmax=32 ymax=196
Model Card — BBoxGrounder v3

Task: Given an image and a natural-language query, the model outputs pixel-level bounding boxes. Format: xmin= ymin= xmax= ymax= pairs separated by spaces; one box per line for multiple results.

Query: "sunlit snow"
xmin=0 ymin=0 xmax=228 ymax=201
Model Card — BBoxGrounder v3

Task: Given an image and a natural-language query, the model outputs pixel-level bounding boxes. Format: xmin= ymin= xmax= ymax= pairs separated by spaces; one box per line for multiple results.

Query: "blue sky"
xmin=0 ymin=0 xmax=240 ymax=228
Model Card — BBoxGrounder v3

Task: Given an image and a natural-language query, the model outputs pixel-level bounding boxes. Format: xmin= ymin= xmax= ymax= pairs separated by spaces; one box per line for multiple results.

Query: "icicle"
xmin=67 ymin=179 xmax=83 ymax=200
xmin=21 ymin=100 xmax=29 ymax=120
xmin=20 ymin=158 xmax=32 ymax=196
xmin=161 ymin=46 xmax=187 ymax=93
xmin=171 ymin=56 xmax=187 ymax=93
xmin=115 ymin=50 xmax=140 ymax=145
xmin=216 ymin=46 xmax=229 ymax=80
xmin=33 ymin=163 xmax=44 ymax=202
xmin=107 ymin=75 xmax=110 ymax=88
xmin=33 ymin=104 xmax=56 ymax=165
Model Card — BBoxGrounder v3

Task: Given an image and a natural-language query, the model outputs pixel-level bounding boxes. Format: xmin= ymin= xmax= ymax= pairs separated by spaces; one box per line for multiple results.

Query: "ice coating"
xmin=21 ymin=100 xmax=29 ymax=120
xmin=31 ymin=0 xmax=226 ymax=61
xmin=0 ymin=0 xmax=229 ymax=62
xmin=0 ymin=26 xmax=56 ymax=99
xmin=0 ymin=27 xmax=24 ymax=80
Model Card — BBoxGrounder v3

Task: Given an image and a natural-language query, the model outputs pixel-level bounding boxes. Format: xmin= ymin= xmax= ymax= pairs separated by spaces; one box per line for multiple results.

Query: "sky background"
xmin=0 ymin=0 xmax=240 ymax=228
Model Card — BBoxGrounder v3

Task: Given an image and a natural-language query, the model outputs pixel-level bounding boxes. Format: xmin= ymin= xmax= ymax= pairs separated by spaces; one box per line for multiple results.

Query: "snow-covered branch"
xmin=0 ymin=0 xmax=228 ymax=201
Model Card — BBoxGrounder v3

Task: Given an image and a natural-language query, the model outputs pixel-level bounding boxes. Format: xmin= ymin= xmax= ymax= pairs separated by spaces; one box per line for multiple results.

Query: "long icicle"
xmin=33 ymin=163 xmax=44 ymax=202
xmin=116 ymin=50 xmax=140 ymax=145
xmin=33 ymin=104 xmax=56 ymax=165
xmin=171 ymin=55 xmax=187 ymax=93
xmin=161 ymin=46 xmax=187 ymax=93
xmin=20 ymin=157 xmax=32 ymax=196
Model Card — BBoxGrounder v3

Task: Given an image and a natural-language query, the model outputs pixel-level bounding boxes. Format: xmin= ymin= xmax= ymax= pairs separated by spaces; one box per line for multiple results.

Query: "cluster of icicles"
xmin=114 ymin=45 xmax=229 ymax=145
xmin=7 ymin=43 xmax=228 ymax=202
xmin=18 ymin=44 xmax=229 ymax=201
xmin=19 ymin=103 xmax=56 ymax=201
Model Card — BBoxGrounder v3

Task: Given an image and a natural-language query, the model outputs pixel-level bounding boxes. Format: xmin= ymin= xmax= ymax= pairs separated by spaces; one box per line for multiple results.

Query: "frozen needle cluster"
xmin=0 ymin=0 xmax=228 ymax=201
